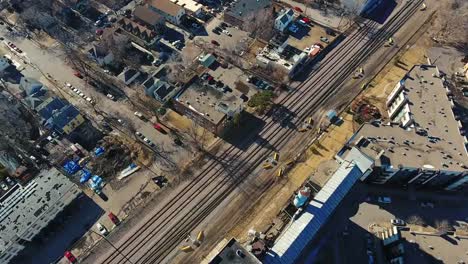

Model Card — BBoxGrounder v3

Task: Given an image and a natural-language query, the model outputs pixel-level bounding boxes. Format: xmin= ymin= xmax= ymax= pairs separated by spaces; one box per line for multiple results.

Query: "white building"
xmin=274 ymin=9 xmax=294 ymax=32
xmin=0 ymin=168 xmax=81 ymax=263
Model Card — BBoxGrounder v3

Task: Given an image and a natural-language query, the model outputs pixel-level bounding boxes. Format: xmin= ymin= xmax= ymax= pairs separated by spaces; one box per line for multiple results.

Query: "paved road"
xmin=83 ymin=1 xmax=432 ymax=263
xmin=0 ymin=24 xmax=189 ymax=171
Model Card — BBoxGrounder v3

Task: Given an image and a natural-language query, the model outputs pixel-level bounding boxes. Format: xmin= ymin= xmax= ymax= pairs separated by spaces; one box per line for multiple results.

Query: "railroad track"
xmin=100 ymin=1 xmax=424 ymax=263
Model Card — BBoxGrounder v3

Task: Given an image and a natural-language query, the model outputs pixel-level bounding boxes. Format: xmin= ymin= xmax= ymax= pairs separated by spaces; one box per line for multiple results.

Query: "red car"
xmin=153 ymin=123 xmax=166 ymax=134
xmin=211 ymin=40 xmax=220 ymax=46
xmin=294 ymin=6 xmax=303 ymax=12
xmin=108 ymin=212 xmax=120 ymax=226
xmin=74 ymin=72 xmax=84 ymax=79
xmin=301 ymin=17 xmax=311 ymax=24
xmin=64 ymin=251 xmax=77 ymax=263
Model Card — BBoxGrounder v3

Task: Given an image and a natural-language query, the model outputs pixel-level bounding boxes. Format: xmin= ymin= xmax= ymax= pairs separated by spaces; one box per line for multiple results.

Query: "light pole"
xmin=89 ymin=230 xmax=134 ymax=264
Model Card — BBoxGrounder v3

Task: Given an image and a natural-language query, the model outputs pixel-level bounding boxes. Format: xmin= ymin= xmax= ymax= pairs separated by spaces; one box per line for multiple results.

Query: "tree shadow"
xmin=221 ymin=111 xmax=266 ymax=150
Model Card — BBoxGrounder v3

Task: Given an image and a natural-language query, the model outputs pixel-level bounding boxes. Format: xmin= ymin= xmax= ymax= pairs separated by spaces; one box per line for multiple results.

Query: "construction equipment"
xmin=420 ymin=3 xmax=426 ymax=10
xmin=273 ymin=152 xmax=279 ymax=162
xmin=197 ymin=231 xmax=204 ymax=242
xmin=277 ymin=167 xmax=284 ymax=177
xmin=262 ymin=163 xmax=273 ymax=169
xmin=306 ymin=117 xmax=314 ymax=125
xmin=180 ymin=246 xmax=193 ymax=252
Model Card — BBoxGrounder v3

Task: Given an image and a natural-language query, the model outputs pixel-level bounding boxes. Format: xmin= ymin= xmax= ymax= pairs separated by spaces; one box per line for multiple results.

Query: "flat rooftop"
xmin=175 ymin=78 xmax=244 ymax=124
xmin=207 ymin=238 xmax=261 ymax=264
xmin=347 ymin=65 xmax=468 ymax=172
xmin=0 ymin=167 xmax=81 ymax=251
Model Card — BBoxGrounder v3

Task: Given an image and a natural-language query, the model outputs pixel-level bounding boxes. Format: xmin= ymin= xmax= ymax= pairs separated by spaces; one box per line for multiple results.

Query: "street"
xmin=81 ymin=1 xmax=434 ymax=263
xmin=0 ymin=24 xmax=191 ymax=172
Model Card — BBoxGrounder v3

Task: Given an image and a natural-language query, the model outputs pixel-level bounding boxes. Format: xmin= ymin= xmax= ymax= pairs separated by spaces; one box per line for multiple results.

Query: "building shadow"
xmin=221 ymin=111 xmax=266 ymax=150
xmin=361 ymin=0 xmax=398 ymax=24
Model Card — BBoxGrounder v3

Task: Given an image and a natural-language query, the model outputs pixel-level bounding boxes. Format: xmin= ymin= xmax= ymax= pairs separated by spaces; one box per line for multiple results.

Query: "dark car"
xmin=6 ymin=26 xmax=13 ymax=32
xmin=211 ymin=40 xmax=220 ymax=46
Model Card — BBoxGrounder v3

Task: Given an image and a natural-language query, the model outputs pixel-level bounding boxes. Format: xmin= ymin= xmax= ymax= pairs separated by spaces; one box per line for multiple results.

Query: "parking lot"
xmin=194 ymin=17 xmax=251 ymax=51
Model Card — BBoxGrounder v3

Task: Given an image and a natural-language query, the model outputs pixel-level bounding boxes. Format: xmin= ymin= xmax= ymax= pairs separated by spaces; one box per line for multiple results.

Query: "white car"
xmin=390 ymin=219 xmax=406 ymax=226
xmin=377 ymin=196 xmax=392 ymax=204
xmin=5 ymin=177 xmax=14 ymax=186
xmin=134 ymin=111 xmax=144 ymax=118
xmin=73 ymin=88 xmax=80 ymax=94
xmin=66 ymin=83 xmax=73 ymax=88
xmin=143 ymin=137 xmax=150 ymax=143
xmin=222 ymin=30 xmax=231 ymax=36
xmin=1 ymin=182 xmax=8 ymax=191
xmin=79 ymin=93 xmax=85 ymax=98
xmin=96 ymin=223 xmax=108 ymax=236
xmin=106 ymin=94 xmax=115 ymax=100
xmin=86 ymin=97 xmax=94 ymax=104
xmin=135 ymin=131 xmax=143 ymax=137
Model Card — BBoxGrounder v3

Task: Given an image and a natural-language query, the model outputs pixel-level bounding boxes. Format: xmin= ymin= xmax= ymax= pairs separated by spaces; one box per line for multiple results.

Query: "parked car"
xmin=211 ymin=40 xmax=220 ymax=46
xmin=191 ymin=23 xmax=200 ymax=28
xmin=108 ymin=212 xmax=120 ymax=225
xmin=135 ymin=131 xmax=143 ymax=137
xmin=153 ymin=123 xmax=166 ymax=134
xmin=222 ymin=30 xmax=231 ymax=36
xmin=390 ymin=219 xmax=406 ymax=226
xmin=134 ymin=111 xmax=144 ymax=119
xmin=96 ymin=223 xmax=109 ymax=236
xmin=106 ymin=94 xmax=115 ymax=100
xmin=73 ymin=72 xmax=84 ymax=79
xmin=5 ymin=177 xmax=14 ymax=186
xmin=65 ymin=82 xmax=73 ymax=88
xmin=6 ymin=26 xmax=13 ymax=32
xmin=320 ymin=36 xmax=330 ymax=43
xmin=377 ymin=196 xmax=392 ymax=204
xmin=1 ymin=182 xmax=8 ymax=191
xmin=420 ymin=202 xmax=434 ymax=208
xmin=64 ymin=251 xmax=77 ymax=264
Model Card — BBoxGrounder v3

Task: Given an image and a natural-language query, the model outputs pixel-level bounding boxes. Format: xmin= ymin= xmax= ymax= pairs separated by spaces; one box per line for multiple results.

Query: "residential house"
xmin=118 ymin=18 xmax=156 ymax=43
xmin=223 ymin=0 xmax=271 ymax=29
xmin=274 ymin=9 xmax=294 ymax=32
xmin=88 ymin=44 xmax=114 ymax=66
xmin=198 ymin=53 xmax=216 ymax=68
xmin=118 ymin=67 xmax=141 ymax=85
xmin=133 ymin=6 xmax=165 ymax=29
xmin=147 ymin=0 xmax=186 ymax=25
xmin=170 ymin=0 xmax=202 ymax=15
xmin=36 ymin=97 xmax=85 ymax=135
xmin=143 ymin=76 xmax=177 ymax=103
xmin=19 ymin=77 xmax=49 ymax=110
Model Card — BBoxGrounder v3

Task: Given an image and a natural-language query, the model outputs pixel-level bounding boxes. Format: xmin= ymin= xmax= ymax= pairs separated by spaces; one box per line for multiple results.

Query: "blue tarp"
xmin=63 ymin=160 xmax=81 ymax=175
xmin=94 ymin=147 xmax=105 ymax=157
xmin=90 ymin=175 xmax=103 ymax=191
xmin=79 ymin=169 xmax=92 ymax=184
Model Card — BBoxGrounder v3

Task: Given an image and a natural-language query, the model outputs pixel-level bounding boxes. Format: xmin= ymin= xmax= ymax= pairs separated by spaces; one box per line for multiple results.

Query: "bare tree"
xmin=431 ymin=0 xmax=468 ymax=51
xmin=185 ymin=122 xmax=209 ymax=153
xmin=406 ymin=215 xmax=426 ymax=226
xmin=243 ymin=8 xmax=276 ymax=41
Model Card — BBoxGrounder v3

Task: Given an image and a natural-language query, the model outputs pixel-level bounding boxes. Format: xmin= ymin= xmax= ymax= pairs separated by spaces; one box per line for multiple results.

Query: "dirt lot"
xmin=227 ymin=113 xmax=355 ymax=240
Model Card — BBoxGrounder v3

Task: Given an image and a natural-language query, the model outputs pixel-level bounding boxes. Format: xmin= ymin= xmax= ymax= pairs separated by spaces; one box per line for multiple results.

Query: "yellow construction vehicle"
xmin=180 ymin=245 xmax=193 ymax=252
xmin=262 ymin=163 xmax=273 ymax=169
